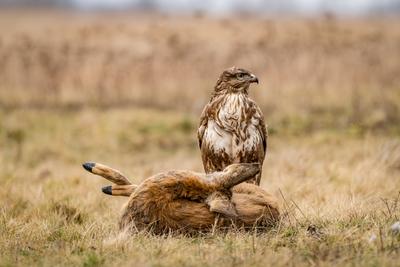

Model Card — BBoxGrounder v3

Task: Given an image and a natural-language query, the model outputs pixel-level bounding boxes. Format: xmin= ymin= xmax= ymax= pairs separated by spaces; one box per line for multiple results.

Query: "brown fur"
xmin=83 ymin=162 xmax=280 ymax=234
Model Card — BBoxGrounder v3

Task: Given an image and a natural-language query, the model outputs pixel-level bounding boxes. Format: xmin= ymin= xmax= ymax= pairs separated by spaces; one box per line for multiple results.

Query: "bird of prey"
xmin=198 ymin=67 xmax=267 ymax=185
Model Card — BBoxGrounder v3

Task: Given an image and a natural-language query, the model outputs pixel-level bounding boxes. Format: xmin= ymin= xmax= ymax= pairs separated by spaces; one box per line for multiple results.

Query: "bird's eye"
xmin=236 ymin=73 xmax=244 ymax=79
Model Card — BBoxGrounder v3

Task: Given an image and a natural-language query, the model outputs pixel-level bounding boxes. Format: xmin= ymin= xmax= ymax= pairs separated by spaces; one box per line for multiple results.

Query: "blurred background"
xmin=2 ymin=0 xmax=400 ymax=15
xmin=1 ymin=1 xmax=399 ymax=121
xmin=1 ymin=0 xmax=400 ymax=127
xmin=1 ymin=2 xmax=400 ymax=265
xmin=1 ymin=0 xmax=400 ymax=183
xmin=0 ymin=0 xmax=399 ymax=171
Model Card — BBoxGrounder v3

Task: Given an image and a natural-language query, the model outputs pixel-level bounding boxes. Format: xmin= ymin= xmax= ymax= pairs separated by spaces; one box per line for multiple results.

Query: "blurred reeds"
xmin=0 ymin=11 xmax=399 ymax=135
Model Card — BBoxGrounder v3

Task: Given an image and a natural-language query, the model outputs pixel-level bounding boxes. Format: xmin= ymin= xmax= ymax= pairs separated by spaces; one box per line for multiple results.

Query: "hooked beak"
xmin=250 ymin=74 xmax=259 ymax=84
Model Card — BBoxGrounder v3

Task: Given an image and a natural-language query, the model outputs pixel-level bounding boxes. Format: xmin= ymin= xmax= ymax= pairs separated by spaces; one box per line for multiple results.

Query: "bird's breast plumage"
xmin=203 ymin=93 xmax=263 ymax=163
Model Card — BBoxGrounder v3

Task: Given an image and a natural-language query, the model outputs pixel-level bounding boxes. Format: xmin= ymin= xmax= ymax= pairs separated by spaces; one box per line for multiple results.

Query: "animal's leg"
xmin=204 ymin=163 xmax=260 ymax=219
xmin=102 ymin=184 xmax=137 ymax=197
xmin=210 ymin=163 xmax=261 ymax=189
xmin=82 ymin=162 xmax=132 ymax=185
xmin=164 ymin=163 xmax=261 ymax=202
xmin=206 ymin=191 xmax=237 ymax=218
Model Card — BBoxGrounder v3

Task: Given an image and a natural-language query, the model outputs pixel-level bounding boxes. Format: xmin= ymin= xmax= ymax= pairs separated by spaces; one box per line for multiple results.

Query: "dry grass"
xmin=0 ymin=10 xmax=400 ymax=266
xmin=1 ymin=108 xmax=399 ymax=266
xmin=1 ymin=10 xmax=400 ymax=132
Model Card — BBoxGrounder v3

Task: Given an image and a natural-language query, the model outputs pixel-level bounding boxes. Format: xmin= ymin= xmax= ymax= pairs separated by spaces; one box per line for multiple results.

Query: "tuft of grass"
xmin=82 ymin=252 xmax=105 ymax=267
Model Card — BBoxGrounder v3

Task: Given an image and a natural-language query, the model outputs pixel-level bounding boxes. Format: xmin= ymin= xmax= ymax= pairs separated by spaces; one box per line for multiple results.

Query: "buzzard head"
xmin=214 ymin=66 xmax=259 ymax=95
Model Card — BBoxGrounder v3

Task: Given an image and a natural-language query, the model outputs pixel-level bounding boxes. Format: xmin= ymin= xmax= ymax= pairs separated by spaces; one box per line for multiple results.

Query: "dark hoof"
xmin=102 ymin=186 xmax=112 ymax=195
xmin=82 ymin=162 xmax=95 ymax=172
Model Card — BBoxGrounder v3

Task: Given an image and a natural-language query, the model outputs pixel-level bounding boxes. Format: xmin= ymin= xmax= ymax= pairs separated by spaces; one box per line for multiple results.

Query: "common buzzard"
xmin=198 ymin=67 xmax=267 ymax=185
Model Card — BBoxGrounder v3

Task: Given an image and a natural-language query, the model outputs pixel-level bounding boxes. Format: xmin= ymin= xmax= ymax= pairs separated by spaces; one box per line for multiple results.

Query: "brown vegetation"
xmin=0 ymin=11 xmax=399 ymax=135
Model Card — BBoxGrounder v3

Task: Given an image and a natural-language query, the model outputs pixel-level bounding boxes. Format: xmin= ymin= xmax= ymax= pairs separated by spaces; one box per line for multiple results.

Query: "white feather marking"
xmin=204 ymin=121 xmax=232 ymax=154
xmin=204 ymin=93 xmax=263 ymax=159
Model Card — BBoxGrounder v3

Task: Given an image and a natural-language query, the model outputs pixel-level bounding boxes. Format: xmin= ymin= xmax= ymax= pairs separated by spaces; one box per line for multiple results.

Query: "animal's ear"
xmin=206 ymin=192 xmax=238 ymax=219
xmin=82 ymin=162 xmax=132 ymax=185
xmin=213 ymin=163 xmax=261 ymax=189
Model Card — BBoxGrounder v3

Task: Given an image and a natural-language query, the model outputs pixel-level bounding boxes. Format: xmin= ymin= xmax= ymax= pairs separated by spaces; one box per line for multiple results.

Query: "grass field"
xmin=0 ymin=10 xmax=400 ymax=266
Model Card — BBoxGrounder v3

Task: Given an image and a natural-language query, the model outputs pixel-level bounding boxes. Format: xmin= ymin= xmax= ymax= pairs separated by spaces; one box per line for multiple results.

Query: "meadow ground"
xmin=0 ymin=10 xmax=400 ymax=267
xmin=1 ymin=108 xmax=399 ymax=267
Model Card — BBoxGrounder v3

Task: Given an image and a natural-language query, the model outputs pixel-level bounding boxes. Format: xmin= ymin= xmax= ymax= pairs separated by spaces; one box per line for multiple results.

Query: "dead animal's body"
xmin=83 ymin=162 xmax=279 ymax=234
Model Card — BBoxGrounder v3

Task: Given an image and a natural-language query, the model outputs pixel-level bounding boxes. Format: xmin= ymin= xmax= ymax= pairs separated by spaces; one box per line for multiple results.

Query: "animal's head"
xmin=214 ymin=66 xmax=259 ymax=94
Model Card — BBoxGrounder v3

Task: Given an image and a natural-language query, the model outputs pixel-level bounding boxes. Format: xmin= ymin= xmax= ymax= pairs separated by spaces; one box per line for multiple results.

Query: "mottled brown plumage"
xmin=198 ymin=67 xmax=267 ymax=185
